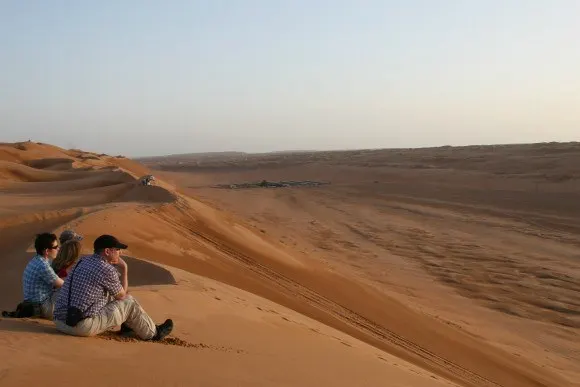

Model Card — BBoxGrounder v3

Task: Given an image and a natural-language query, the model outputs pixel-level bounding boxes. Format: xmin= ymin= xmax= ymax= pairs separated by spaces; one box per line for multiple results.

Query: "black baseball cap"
xmin=94 ymin=234 xmax=128 ymax=251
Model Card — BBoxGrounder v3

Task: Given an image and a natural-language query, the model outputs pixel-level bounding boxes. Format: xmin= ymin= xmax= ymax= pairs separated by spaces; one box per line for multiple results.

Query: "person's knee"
xmin=121 ymin=295 xmax=137 ymax=306
xmin=118 ymin=295 xmax=139 ymax=313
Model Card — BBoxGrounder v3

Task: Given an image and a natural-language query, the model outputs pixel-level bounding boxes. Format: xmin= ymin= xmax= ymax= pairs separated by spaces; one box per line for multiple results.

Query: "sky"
xmin=1 ymin=1 xmax=579 ymax=157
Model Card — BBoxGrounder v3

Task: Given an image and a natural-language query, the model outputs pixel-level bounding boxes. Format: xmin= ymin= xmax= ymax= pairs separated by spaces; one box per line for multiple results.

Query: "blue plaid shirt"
xmin=22 ymin=255 xmax=59 ymax=303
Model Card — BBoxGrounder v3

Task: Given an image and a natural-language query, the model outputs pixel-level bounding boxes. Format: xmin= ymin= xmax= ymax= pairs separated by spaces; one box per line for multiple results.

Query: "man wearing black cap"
xmin=53 ymin=234 xmax=173 ymax=341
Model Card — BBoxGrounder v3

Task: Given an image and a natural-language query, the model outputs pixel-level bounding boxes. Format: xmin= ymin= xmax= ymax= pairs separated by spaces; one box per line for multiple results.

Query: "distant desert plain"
xmin=0 ymin=140 xmax=579 ymax=386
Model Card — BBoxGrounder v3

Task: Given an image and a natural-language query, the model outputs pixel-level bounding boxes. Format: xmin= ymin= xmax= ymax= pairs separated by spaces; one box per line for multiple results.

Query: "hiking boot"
xmin=152 ymin=319 xmax=173 ymax=341
xmin=119 ymin=323 xmax=133 ymax=334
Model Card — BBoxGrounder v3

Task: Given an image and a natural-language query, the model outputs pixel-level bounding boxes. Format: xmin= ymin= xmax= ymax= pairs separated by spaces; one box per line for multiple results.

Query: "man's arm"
xmin=101 ymin=260 xmax=128 ymax=300
xmin=41 ymin=261 xmax=63 ymax=288
xmin=115 ymin=257 xmax=129 ymax=299
xmin=109 ymin=258 xmax=129 ymax=300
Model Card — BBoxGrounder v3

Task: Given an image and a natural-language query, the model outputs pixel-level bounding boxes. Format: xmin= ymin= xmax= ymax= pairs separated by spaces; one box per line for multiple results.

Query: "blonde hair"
xmin=52 ymin=240 xmax=82 ymax=273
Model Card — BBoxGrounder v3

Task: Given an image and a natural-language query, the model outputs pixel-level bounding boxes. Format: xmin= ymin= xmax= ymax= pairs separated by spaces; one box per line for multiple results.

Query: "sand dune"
xmin=152 ymin=145 xmax=580 ymax=385
xmin=0 ymin=266 xmax=458 ymax=387
xmin=115 ymin=184 xmax=179 ymax=204
xmin=0 ymin=160 xmax=90 ymax=184
xmin=25 ymin=157 xmax=75 ymax=170
xmin=0 ymin=142 xmax=577 ymax=386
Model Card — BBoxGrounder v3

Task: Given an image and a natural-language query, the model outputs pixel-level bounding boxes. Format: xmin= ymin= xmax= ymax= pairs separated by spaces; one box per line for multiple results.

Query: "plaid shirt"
xmin=54 ymin=254 xmax=123 ymax=321
xmin=22 ymin=255 xmax=59 ymax=303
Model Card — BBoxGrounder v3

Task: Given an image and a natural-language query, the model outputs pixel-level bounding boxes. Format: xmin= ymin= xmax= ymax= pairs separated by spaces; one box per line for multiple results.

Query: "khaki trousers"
xmin=55 ymin=296 xmax=157 ymax=340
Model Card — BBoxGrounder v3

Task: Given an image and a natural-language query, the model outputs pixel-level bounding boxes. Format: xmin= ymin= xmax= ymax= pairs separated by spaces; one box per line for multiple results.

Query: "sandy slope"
xmin=0 ymin=142 xmax=575 ymax=387
xmin=2 ymin=265 xmax=457 ymax=387
xmin=150 ymin=144 xmax=580 ymax=386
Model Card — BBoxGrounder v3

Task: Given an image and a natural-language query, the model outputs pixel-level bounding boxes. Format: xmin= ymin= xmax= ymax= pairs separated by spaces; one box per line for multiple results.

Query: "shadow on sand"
xmin=120 ymin=255 xmax=177 ymax=287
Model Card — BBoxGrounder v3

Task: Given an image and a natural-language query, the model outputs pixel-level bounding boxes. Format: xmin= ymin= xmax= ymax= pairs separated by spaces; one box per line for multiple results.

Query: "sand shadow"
xmin=0 ymin=318 xmax=197 ymax=348
xmin=0 ymin=317 xmax=61 ymax=335
xmin=121 ymin=256 xmax=177 ymax=286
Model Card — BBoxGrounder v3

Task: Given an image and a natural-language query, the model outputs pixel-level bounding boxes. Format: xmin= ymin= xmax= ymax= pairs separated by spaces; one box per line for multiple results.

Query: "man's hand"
xmin=114 ymin=288 xmax=127 ymax=300
xmin=116 ymin=257 xmax=128 ymax=271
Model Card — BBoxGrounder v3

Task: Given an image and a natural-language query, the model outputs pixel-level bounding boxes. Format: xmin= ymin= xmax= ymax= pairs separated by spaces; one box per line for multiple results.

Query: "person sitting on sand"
xmin=59 ymin=229 xmax=83 ymax=245
xmin=52 ymin=240 xmax=82 ymax=279
xmin=21 ymin=233 xmax=64 ymax=319
xmin=53 ymin=234 xmax=173 ymax=341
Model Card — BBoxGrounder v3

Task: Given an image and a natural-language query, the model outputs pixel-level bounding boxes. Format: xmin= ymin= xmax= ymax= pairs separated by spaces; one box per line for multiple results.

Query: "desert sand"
xmin=1 ymin=141 xmax=578 ymax=386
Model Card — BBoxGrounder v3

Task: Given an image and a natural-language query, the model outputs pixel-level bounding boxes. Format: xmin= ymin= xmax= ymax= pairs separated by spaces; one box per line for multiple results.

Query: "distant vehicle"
xmin=140 ymin=175 xmax=155 ymax=186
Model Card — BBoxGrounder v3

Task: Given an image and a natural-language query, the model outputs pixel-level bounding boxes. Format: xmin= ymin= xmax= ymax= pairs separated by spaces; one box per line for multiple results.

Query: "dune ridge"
xmin=0 ymin=142 xmax=573 ymax=386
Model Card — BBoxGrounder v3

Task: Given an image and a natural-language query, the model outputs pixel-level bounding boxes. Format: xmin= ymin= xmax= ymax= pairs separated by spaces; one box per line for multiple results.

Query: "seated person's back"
xmin=21 ymin=233 xmax=64 ymax=319
xmin=53 ymin=234 xmax=173 ymax=341
xmin=54 ymin=253 xmax=122 ymax=321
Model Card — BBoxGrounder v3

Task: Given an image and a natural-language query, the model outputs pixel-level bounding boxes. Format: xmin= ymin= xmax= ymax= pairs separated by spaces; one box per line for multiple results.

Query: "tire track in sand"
xmin=155 ymin=207 xmax=502 ymax=387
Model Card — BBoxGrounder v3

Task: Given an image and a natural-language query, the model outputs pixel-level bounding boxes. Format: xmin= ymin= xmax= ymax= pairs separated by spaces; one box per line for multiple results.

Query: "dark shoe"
xmin=152 ymin=319 xmax=173 ymax=341
xmin=119 ymin=323 xmax=133 ymax=334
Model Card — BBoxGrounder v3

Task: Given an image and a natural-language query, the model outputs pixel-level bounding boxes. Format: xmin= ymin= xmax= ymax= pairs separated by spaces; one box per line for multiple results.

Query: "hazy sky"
xmin=1 ymin=1 xmax=579 ymax=157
